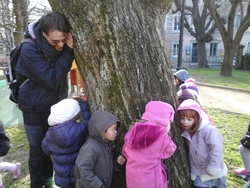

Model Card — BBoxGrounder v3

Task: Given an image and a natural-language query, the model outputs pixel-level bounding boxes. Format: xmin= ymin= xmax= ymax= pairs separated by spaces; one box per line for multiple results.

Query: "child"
xmin=177 ymin=81 xmax=215 ymax=126
xmin=173 ymin=69 xmax=189 ymax=92
xmin=233 ymin=122 xmax=250 ymax=178
xmin=42 ymin=98 xmax=90 ymax=188
xmin=122 ymin=101 xmax=176 ymax=188
xmin=0 ymin=121 xmax=21 ymax=188
xmin=75 ymin=110 xmax=126 ymax=188
xmin=176 ymin=99 xmax=228 ymax=188
xmin=177 ymin=79 xmax=200 ymax=105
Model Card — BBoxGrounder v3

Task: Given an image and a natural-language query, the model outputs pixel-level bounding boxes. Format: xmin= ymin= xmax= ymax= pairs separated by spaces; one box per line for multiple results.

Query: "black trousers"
xmin=23 ymin=111 xmax=53 ymax=188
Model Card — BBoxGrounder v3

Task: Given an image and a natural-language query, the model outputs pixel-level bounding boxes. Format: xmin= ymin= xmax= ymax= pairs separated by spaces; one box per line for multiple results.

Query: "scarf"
xmin=33 ymin=20 xmax=63 ymax=63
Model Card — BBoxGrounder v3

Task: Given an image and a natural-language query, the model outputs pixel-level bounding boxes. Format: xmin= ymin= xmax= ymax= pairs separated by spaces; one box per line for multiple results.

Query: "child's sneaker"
xmin=13 ymin=162 xmax=21 ymax=179
xmin=44 ymin=177 xmax=58 ymax=188
xmin=233 ymin=168 xmax=248 ymax=178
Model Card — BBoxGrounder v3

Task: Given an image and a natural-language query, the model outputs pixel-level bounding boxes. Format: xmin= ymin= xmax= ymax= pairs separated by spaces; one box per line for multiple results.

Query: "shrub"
xmin=244 ymin=53 xmax=250 ymax=71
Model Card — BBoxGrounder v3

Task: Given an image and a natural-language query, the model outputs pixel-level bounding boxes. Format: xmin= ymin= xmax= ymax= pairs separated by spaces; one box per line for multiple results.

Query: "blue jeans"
xmin=23 ymin=112 xmax=53 ymax=188
xmin=193 ymin=176 xmax=227 ymax=188
xmin=239 ymin=144 xmax=250 ymax=170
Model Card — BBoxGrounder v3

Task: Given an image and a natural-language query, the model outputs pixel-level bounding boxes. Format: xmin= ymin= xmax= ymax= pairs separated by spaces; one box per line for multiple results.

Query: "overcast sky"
xmin=30 ymin=0 xmax=51 ymax=9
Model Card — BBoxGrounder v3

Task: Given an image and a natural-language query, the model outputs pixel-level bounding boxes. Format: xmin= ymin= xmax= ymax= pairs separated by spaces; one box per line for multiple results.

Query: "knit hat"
xmin=48 ymin=98 xmax=81 ymax=126
xmin=177 ymin=89 xmax=196 ymax=104
xmin=177 ymin=81 xmax=200 ymax=103
xmin=184 ymin=81 xmax=199 ymax=94
xmin=173 ymin=69 xmax=189 ymax=82
xmin=141 ymin=101 xmax=175 ymax=127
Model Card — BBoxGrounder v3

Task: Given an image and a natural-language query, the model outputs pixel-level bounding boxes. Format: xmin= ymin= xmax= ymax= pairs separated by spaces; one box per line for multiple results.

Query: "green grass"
xmin=188 ymin=68 xmax=250 ymax=90
xmin=207 ymin=108 xmax=249 ymax=188
xmin=2 ymin=68 xmax=250 ymax=187
xmin=2 ymin=126 xmax=30 ymax=188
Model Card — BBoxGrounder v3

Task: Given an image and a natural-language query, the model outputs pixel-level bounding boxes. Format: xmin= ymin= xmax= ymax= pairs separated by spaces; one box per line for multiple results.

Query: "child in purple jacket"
xmin=42 ymin=98 xmax=90 ymax=188
xmin=122 ymin=101 xmax=176 ymax=188
xmin=177 ymin=99 xmax=227 ymax=188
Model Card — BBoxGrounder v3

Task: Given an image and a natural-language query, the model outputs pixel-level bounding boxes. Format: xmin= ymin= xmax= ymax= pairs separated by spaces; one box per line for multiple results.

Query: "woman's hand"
xmin=66 ymin=33 xmax=73 ymax=49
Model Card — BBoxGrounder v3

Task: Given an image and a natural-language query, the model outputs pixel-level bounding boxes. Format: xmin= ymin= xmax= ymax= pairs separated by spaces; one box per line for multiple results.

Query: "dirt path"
xmin=197 ymin=83 xmax=250 ymax=116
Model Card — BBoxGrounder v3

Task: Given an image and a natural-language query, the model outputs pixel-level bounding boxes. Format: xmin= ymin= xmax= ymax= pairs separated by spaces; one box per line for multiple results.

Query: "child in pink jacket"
xmin=122 ymin=101 xmax=176 ymax=188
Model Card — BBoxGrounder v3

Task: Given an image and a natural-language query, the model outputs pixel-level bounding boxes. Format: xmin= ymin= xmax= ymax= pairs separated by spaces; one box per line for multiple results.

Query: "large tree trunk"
xmin=49 ymin=0 xmax=193 ymax=187
xmin=220 ymin=42 xmax=237 ymax=77
xmin=197 ymin=39 xmax=209 ymax=68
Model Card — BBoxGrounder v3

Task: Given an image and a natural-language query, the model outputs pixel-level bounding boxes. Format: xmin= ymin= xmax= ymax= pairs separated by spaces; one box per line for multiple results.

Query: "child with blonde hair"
xmin=177 ymin=99 xmax=227 ymax=188
xmin=122 ymin=101 xmax=176 ymax=188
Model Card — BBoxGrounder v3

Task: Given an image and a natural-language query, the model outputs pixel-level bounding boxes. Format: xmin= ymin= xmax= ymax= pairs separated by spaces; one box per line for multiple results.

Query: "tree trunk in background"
xmin=49 ymin=0 xmax=193 ymax=187
xmin=235 ymin=44 xmax=244 ymax=70
xmin=12 ymin=0 xmax=28 ymax=46
xmin=204 ymin=0 xmax=250 ymax=77
xmin=197 ymin=39 xmax=208 ymax=68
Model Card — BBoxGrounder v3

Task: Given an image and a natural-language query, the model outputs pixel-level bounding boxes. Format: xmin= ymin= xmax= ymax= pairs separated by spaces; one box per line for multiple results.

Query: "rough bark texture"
xmin=12 ymin=0 xmax=28 ymax=45
xmin=49 ymin=0 xmax=193 ymax=187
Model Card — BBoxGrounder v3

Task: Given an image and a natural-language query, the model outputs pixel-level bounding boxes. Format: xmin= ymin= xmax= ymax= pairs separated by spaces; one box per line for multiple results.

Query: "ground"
xmin=197 ymin=83 xmax=250 ymax=116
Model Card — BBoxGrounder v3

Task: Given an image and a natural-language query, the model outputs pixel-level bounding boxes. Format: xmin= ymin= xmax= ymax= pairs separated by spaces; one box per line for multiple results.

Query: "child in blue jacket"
xmin=42 ymin=98 xmax=90 ymax=188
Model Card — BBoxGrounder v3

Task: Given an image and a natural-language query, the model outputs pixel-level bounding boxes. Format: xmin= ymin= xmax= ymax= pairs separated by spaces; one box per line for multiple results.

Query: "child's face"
xmin=174 ymin=77 xmax=179 ymax=85
xmin=103 ymin=123 xmax=117 ymax=141
xmin=180 ymin=117 xmax=195 ymax=130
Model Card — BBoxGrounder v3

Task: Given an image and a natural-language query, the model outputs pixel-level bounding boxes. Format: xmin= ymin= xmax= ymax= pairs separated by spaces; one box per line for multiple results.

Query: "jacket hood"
xmin=177 ymin=99 xmax=201 ymax=120
xmin=24 ymin=20 xmax=39 ymax=39
xmin=141 ymin=101 xmax=174 ymax=127
xmin=174 ymin=69 xmax=189 ymax=82
xmin=125 ymin=122 xmax=166 ymax=149
xmin=88 ymin=110 xmax=120 ymax=141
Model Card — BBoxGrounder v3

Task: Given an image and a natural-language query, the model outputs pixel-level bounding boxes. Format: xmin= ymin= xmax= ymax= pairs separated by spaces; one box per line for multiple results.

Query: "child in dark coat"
xmin=42 ymin=98 xmax=90 ymax=188
xmin=233 ymin=122 xmax=250 ymax=178
xmin=0 ymin=121 xmax=21 ymax=188
xmin=75 ymin=110 xmax=126 ymax=188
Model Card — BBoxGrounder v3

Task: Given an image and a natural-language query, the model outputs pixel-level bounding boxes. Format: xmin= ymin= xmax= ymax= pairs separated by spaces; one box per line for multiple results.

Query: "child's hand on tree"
xmin=117 ymin=155 xmax=126 ymax=165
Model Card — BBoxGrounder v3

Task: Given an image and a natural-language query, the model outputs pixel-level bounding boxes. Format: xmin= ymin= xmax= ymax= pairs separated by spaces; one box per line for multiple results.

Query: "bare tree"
xmin=12 ymin=0 xmax=29 ymax=46
xmin=0 ymin=0 xmax=14 ymax=51
xmin=173 ymin=0 xmax=218 ymax=68
xmin=0 ymin=0 xmax=51 ymax=58
xmin=204 ymin=0 xmax=250 ymax=77
xmin=49 ymin=0 xmax=193 ymax=187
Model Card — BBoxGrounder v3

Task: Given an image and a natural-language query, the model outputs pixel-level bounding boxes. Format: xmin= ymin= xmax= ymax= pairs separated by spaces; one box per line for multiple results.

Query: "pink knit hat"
xmin=141 ymin=101 xmax=175 ymax=127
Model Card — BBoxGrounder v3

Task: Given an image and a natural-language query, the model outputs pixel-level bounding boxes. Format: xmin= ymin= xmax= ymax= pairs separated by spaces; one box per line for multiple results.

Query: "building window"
xmin=209 ymin=43 xmax=217 ymax=56
xmin=173 ymin=43 xmax=179 ymax=57
xmin=173 ymin=16 xmax=180 ymax=31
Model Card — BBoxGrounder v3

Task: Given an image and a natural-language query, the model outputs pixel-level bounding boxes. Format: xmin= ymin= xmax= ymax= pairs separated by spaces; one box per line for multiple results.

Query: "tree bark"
xmin=49 ymin=0 xmax=193 ymax=187
xmin=196 ymin=39 xmax=209 ymax=68
xmin=12 ymin=0 xmax=28 ymax=46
